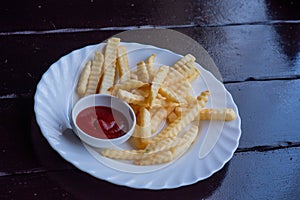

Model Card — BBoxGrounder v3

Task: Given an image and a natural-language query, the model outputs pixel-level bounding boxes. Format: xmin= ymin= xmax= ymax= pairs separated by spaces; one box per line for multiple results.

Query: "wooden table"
xmin=1 ymin=1 xmax=299 ymax=199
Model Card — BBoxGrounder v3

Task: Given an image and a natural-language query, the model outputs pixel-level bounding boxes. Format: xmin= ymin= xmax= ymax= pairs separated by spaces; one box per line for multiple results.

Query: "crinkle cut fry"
xmin=99 ymin=37 xmax=120 ymax=94
xmin=136 ymin=61 xmax=150 ymax=83
xmin=151 ymin=99 xmax=180 ymax=108
xmin=197 ymin=90 xmax=210 ymax=107
xmin=145 ymin=54 xmax=157 ymax=82
xmin=134 ymin=150 xmax=173 ymax=165
xmin=150 ymin=90 xmax=209 ymax=144
xmin=116 ymin=89 xmax=145 ymax=104
xmin=101 ymin=125 xmax=199 ymax=164
xmin=117 ymin=45 xmax=130 ymax=81
xmin=199 ymin=108 xmax=236 ymax=121
xmin=148 ymin=65 xmax=169 ymax=107
xmin=150 ymin=101 xmax=200 ymax=144
xmin=158 ymin=86 xmax=181 ymax=103
xmin=100 ymin=148 xmax=145 ymax=160
xmin=85 ymin=52 xmax=104 ymax=96
xmin=173 ymin=61 xmax=197 ymax=78
xmin=135 ymin=107 xmax=151 ymax=140
xmin=170 ymin=125 xmax=199 ymax=158
xmin=164 ymin=54 xmax=197 ymax=86
xmin=111 ymin=80 xmax=146 ymax=96
xmin=144 ymin=137 xmax=185 ymax=154
xmin=169 ymin=79 xmax=193 ymax=97
xmin=76 ymin=61 xmax=91 ymax=97
xmin=135 ymin=125 xmax=198 ymax=165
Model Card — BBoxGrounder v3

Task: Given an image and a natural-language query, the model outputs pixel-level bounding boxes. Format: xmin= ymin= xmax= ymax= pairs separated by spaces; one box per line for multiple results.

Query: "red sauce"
xmin=76 ymin=106 xmax=129 ymax=139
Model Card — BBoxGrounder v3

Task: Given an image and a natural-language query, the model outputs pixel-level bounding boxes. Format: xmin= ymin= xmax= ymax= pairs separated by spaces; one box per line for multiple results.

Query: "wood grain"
xmin=0 ymin=147 xmax=299 ymax=199
xmin=1 ymin=24 xmax=300 ymax=95
xmin=1 ymin=1 xmax=298 ymax=32
xmin=226 ymin=79 xmax=300 ymax=149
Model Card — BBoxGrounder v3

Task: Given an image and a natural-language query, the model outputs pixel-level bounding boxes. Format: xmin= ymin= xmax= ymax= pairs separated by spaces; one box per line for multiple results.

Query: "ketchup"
xmin=76 ymin=106 xmax=128 ymax=139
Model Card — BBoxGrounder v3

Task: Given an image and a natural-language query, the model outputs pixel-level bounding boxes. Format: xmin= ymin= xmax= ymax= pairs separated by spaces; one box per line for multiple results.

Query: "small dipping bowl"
xmin=72 ymin=94 xmax=136 ymax=148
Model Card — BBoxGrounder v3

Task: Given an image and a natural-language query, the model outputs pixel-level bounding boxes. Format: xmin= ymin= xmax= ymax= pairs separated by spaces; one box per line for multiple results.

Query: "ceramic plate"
xmin=34 ymin=42 xmax=241 ymax=189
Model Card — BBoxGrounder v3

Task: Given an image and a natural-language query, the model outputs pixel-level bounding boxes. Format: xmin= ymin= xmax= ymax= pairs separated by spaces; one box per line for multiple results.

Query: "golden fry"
xmin=145 ymin=54 xmax=157 ymax=81
xmin=135 ymin=125 xmax=198 ymax=165
xmin=137 ymin=108 xmax=151 ymax=138
xmin=145 ymin=137 xmax=184 ymax=154
xmin=134 ymin=150 xmax=173 ymax=165
xmin=85 ymin=52 xmax=104 ymax=96
xmin=171 ymin=125 xmax=198 ymax=158
xmin=111 ymin=80 xmax=146 ymax=96
xmin=117 ymin=45 xmax=130 ymax=82
xmin=169 ymin=79 xmax=193 ymax=97
xmin=199 ymin=108 xmax=236 ymax=121
xmin=197 ymin=90 xmax=210 ymax=108
xmin=99 ymin=37 xmax=120 ymax=94
xmin=116 ymin=89 xmax=145 ymax=104
xmin=76 ymin=61 xmax=91 ymax=97
xmin=150 ymin=102 xmax=200 ymax=144
xmin=136 ymin=61 xmax=149 ymax=83
xmin=148 ymin=65 xmax=169 ymax=107
xmin=129 ymin=136 xmax=149 ymax=150
xmin=164 ymin=68 xmax=184 ymax=86
xmin=158 ymin=86 xmax=180 ymax=103
xmin=164 ymin=54 xmax=197 ymax=86
xmin=100 ymin=148 xmax=145 ymax=160
xmin=131 ymin=107 xmax=152 ymax=149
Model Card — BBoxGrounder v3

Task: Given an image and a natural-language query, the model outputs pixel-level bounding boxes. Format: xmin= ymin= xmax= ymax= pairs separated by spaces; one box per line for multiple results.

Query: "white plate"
xmin=34 ymin=42 xmax=241 ymax=189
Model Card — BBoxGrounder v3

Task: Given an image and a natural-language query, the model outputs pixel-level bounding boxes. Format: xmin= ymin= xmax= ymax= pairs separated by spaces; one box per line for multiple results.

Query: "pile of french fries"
xmin=76 ymin=37 xmax=236 ymax=165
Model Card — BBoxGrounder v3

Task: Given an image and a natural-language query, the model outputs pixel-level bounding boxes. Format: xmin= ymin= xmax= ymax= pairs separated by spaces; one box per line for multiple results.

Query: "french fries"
xmin=99 ymin=37 xmax=120 ymax=94
xmin=129 ymin=109 xmax=151 ymax=150
xmin=85 ymin=52 xmax=104 ymax=96
xmin=76 ymin=61 xmax=91 ymax=97
xmin=198 ymin=108 xmax=236 ymax=121
xmin=117 ymin=45 xmax=130 ymax=82
xmin=150 ymin=100 xmax=200 ymax=144
xmin=136 ymin=61 xmax=150 ymax=83
xmin=116 ymin=89 xmax=145 ymax=104
xmin=148 ymin=65 xmax=169 ymax=107
xmin=145 ymin=54 xmax=157 ymax=81
xmin=135 ymin=125 xmax=199 ymax=165
xmin=76 ymin=37 xmax=237 ymax=165
xmin=111 ymin=80 xmax=146 ymax=96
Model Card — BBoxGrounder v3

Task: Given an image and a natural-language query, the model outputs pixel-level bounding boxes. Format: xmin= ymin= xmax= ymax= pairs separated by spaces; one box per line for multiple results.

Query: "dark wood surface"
xmin=1 ymin=1 xmax=300 ymax=199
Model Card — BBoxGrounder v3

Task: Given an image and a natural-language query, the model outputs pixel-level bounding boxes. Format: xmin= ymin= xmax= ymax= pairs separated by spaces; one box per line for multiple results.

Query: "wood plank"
xmin=180 ymin=24 xmax=300 ymax=82
xmin=0 ymin=1 xmax=194 ymax=32
xmin=0 ymin=97 xmax=40 ymax=173
xmin=0 ymin=147 xmax=299 ymax=199
xmin=1 ymin=1 xmax=299 ymax=32
xmin=0 ymin=173 xmax=74 ymax=199
xmin=265 ymin=0 xmax=300 ymax=21
xmin=226 ymin=79 xmax=300 ymax=149
xmin=210 ymin=147 xmax=300 ymax=200
xmin=1 ymin=24 xmax=300 ymax=95
xmin=0 ymin=97 xmax=73 ymax=175
xmin=193 ymin=0 xmax=300 ymax=25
